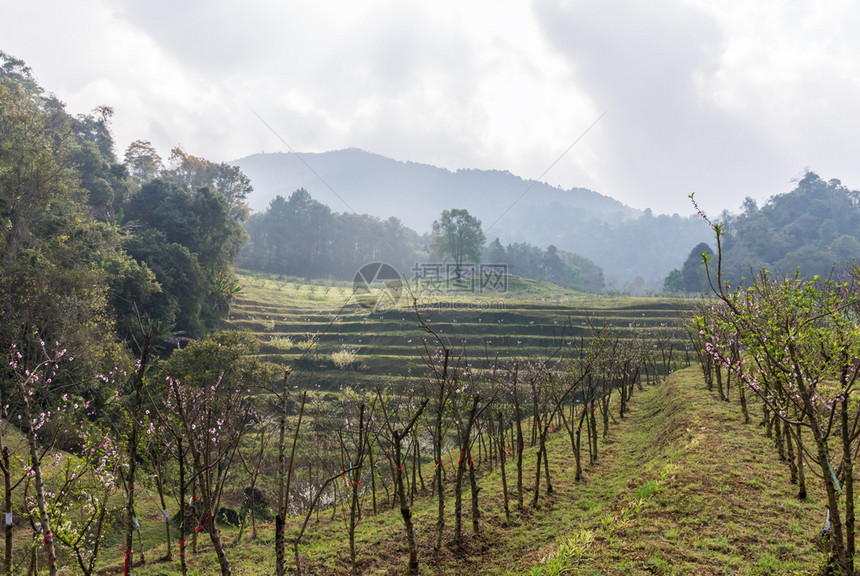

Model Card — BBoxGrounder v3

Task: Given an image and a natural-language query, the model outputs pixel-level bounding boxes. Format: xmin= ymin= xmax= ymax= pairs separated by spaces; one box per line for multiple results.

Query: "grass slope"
xmin=102 ymin=368 xmax=829 ymax=575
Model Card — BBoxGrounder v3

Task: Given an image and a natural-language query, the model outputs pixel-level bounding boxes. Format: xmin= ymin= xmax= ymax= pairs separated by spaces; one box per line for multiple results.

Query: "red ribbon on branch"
xmin=194 ymin=514 xmax=213 ymax=533
xmin=123 ymin=548 xmax=133 ymax=575
xmin=43 ymin=533 xmax=55 ymax=564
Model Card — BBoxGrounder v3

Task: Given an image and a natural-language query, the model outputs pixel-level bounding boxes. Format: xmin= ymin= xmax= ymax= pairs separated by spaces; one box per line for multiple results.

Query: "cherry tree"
xmin=693 ymin=195 xmax=860 ymax=575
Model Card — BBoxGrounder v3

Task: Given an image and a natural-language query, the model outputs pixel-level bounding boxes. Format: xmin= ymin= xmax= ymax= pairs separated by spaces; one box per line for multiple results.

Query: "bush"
xmin=331 ymin=346 xmax=359 ymax=370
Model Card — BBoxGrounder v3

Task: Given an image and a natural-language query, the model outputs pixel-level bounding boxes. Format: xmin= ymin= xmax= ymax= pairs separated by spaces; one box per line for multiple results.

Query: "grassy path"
xmin=525 ymin=368 xmax=827 ymax=576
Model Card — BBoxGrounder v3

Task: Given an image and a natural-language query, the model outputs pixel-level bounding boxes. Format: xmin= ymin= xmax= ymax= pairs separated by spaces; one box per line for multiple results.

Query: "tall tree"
xmin=124 ymin=140 xmax=163 ymax=181
xmin=681 ymin=242 xmax=712 ymax=292
xmin=430 ymin=208 xmax=485 ymax=267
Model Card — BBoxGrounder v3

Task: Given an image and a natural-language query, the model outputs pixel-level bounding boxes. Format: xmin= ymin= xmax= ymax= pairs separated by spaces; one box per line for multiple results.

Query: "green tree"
xmin=0 ymin=53 xmax=132 ymax=399
xmin=430 ymin=209 xmax=485 ymax=267
xmin=123 ymin=178 xmax=244 ymax=336
xmin=662 ymin=268 xmax=684 ymax=293
xmin=160 ymin=330 xmax=276 ymax=391
xmin=124 ymin=139 xmax=163 ymax=181
xmin=681 ymin=242 xmax=712 ymax=292
xmin=718 ymin=172 xmax=860 ymax=281
xmin=830 ymin=234 xmax=860 ymax=267
xmin=485 ymin=238 xmax=506 ymax=263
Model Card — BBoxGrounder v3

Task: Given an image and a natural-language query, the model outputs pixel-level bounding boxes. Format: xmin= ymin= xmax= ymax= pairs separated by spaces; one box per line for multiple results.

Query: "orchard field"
xmin=76 ymin=273 xmax=831 ymax=575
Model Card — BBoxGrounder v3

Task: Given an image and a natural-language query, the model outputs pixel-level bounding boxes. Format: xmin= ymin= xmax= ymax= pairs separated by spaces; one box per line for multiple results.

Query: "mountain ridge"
xmin=232 ymin=148 xmax=711 ymax=285
xmin=233 ymin=148 xmax=640 ymax=232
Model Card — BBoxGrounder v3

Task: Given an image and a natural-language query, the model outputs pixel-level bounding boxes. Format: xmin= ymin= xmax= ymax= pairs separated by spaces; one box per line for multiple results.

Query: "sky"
xmin=4 ymin=0 xmax=860 ymax=217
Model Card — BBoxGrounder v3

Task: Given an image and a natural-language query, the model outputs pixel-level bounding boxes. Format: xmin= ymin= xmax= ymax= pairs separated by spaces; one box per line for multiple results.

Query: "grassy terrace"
xmin=225 ymin=271 xmax=692 ymax=388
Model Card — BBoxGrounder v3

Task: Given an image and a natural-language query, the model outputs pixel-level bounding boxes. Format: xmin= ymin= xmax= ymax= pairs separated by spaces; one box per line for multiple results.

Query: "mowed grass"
xmin=95 ymin=367 xmax=830 ymax=575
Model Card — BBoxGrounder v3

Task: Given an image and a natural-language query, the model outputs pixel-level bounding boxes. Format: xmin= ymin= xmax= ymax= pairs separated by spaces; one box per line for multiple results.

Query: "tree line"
xmin=0 ymin=51 xmax=253 ymax=574
xmin=240 ymin=189 xmax=605 ymax=292
xmin=0 ymin=51 xmax=250 ymax=360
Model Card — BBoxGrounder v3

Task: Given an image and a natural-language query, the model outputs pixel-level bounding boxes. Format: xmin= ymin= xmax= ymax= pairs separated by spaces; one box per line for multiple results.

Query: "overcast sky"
xmin=4 ymin=0 xmax=860 ymax=216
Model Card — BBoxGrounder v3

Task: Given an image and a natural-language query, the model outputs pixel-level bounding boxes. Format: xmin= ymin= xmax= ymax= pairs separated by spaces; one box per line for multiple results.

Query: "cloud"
xmin=533 ymin=0 xmax=771 ymax=211
xmin=6 ymin=0 xmax=860 ymax=216
xmin=534 ymin=0 xmax=860 ymax=214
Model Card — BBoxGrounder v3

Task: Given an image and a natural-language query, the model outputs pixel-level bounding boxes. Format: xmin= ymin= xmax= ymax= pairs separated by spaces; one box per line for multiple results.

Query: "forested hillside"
xmin=667 ymin=173 xmax=860 ymax=292
xmin=0 ymin=52 xmax=249 ymax=357
xmin=719 ymin=172 xmax=860 ymax=280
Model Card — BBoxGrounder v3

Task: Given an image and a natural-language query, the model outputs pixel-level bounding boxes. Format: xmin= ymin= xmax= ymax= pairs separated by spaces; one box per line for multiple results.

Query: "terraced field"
xmin=225 ymin=271 xmax=693 ymax=388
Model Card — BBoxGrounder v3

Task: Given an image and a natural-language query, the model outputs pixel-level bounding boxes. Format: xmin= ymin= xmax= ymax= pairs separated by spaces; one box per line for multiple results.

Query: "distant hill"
xmin=233 ymin=149 xmax=711 ymax=286
xmin=235 ymin=148 xmax=637 ymax=230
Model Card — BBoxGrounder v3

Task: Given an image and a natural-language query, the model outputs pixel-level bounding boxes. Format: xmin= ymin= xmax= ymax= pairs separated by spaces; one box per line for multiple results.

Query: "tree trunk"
xmin=841 ymin=401 xmax=854 ymax=572
xmin=20 ymin=391 xmax=57 ymax=576
xmin=773 ymin=415 xmax=786 ymax=461
xmin=715 ymin=364 xmax=725 ymax=401
xmin=125 ymin=333 xmax=150 ymax=575
xmin=498 ymin=413 xmax=510 ymax=523
xmin=155 ymin=461 xmax=172 ymax=560
xmin=513 ymin=368 xmax=524 ymax=512
xmin=395 ymin=433 xmax=419 ymax=574
xmin=2 ymin=445 xmax=12 ymax=576
xmin=454 ymin=395 xmax=480 ymax=545
xmin=784 ymin=419 xmax=797 ymax=485
xmin=738 ymin=380 xmax=750 ymax=424
xmin=178 ymin=438 xmax=188 ymax=576
xmin=276 ymin=385 xmax=305 ymax=576
xmin=468 ymin=449 xmax=481 ymax=535
xmin=542 ymin=426 xmax=553 ymax=496
xmin=369 ymin=442 xmax=378 ymax=516
xmin=531 ymin=441 xmax=542 ymax=509
xmin=794 ymin=424 xmax=806 ymax=499
xmin=208 ymin=514 xmax=231 ymax=576
xmin=348 ymin=405 xmax=365 ymax=576
xmin=434 ymin=415 xmax=444 ymax=551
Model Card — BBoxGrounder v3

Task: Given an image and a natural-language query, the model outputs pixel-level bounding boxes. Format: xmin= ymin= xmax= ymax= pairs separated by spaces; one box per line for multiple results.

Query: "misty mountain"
xmin=233 ymin=149 xmax=711 ymax=285
xmin=236 ymin=148 xmax=635 ymax=228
